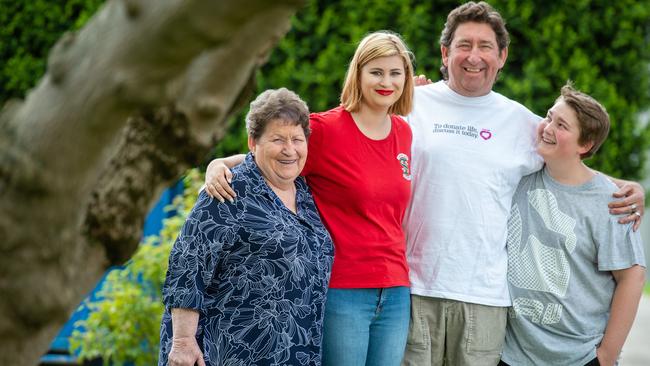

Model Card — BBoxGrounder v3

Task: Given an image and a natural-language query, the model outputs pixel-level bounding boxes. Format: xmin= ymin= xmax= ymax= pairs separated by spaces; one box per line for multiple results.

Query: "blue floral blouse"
xmin=159 ymin=154 xmax=334 ymax=366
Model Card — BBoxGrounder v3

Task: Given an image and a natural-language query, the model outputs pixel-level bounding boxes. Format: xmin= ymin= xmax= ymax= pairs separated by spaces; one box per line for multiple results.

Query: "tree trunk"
xmin=0 ymin=0 xmax=301 ymax=364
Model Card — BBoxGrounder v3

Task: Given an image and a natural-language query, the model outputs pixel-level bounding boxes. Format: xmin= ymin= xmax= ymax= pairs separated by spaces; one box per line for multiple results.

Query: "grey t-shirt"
xmin=502 ymin=168 xmax=646 ymax=366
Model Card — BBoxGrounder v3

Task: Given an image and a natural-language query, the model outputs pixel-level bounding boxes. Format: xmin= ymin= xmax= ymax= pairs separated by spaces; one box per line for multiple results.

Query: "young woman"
xmin=204 ymin=31 xmax=415 ymax=366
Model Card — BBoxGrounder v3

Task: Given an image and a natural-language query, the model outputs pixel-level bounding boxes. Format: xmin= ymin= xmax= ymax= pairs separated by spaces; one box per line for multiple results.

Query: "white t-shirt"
xmin=405 ymin=81 xmax=543 ymax=306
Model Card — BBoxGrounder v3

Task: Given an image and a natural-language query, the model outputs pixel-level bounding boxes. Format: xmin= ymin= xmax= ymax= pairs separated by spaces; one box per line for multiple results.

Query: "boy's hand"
xmin=608 ymin=181 xmax=644 ymax=231
xmin=596 ymin=346 xmax=616 ymax=366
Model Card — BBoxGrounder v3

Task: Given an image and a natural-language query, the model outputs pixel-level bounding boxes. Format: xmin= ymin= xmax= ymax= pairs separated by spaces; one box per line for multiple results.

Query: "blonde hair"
xmin=340 ymin=31 xmax=415 ymax=115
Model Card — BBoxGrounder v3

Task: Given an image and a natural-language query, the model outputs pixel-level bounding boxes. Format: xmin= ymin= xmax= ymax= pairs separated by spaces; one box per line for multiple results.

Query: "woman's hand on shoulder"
xmin=168 ymin=336 xmax=206 ymax=366
xmin=205 ymin=158 xmax=236 ymax=203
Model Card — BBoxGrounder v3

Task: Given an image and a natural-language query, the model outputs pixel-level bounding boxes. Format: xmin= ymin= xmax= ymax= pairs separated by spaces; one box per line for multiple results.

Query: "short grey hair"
xmin=246 ymin=88 xmax=310 ymax=140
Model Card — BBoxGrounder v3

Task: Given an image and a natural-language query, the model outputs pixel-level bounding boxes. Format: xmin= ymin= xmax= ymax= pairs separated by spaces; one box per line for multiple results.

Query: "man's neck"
xmin=444 ymin=79 xmax=493 ymax=98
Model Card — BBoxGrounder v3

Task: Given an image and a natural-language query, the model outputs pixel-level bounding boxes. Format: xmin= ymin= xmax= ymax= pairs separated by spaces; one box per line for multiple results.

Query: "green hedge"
xmin=70 ymin=170 xmax=204 ymax=366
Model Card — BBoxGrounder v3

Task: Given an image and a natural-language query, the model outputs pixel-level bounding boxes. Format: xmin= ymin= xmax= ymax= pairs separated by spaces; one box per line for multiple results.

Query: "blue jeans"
xmin=322 ymin=286 xmax=410 ymax=366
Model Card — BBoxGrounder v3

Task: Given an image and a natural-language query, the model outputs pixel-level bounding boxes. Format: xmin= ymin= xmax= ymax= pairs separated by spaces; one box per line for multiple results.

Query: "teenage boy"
xmin=501 ymin=84 xmax=646 ymax=366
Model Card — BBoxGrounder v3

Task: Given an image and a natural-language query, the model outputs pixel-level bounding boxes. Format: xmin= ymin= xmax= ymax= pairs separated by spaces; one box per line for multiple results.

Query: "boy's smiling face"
xmin=536 ymin=99 xmax=593 ymax=162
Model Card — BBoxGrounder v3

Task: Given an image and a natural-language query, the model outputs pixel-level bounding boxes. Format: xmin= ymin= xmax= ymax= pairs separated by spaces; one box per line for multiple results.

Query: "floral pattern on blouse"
xmin=159 ymin=153 xmax=334 ymax=366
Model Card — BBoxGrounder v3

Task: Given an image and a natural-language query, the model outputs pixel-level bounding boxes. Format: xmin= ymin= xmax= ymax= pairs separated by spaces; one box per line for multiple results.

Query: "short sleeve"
xmin=162 ymin=191 xmax=225 ymax=310
xmin=596 ymin=217 xmax=646 ymax=271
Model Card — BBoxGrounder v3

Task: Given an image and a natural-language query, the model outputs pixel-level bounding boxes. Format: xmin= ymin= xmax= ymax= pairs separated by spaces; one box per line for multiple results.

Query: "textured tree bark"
xmin=0 ymin=0 xmax=301 ymax=364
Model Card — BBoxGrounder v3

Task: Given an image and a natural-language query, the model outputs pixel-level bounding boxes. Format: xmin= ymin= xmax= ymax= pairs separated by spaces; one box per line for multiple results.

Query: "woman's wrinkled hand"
xmin=168 ymin=336 xmax=206 ymax=366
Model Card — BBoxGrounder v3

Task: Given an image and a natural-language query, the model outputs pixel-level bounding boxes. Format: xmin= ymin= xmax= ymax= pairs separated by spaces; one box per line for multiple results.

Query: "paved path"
xmin=620 ymin=294 xmax=650 ymax=365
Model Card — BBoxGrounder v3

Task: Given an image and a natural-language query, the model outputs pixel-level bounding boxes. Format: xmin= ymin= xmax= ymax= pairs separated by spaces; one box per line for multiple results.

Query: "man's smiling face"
xmin=441 ymin=21 xmax=508 ymax=97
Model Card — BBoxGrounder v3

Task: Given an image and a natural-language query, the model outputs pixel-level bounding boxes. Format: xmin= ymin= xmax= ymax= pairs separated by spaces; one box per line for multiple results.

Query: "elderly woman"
xmin=158 ymin=88 xmax=334 ymax=366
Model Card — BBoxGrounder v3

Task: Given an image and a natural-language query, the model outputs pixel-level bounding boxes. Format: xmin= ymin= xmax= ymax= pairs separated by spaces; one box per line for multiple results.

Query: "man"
xmin=401 ymin=2 xmax=644 ymax=366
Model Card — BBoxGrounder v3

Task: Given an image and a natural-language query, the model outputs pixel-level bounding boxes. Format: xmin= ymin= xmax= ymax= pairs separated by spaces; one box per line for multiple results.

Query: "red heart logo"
xmin=480 ymin=129 xmax=492 ymax=140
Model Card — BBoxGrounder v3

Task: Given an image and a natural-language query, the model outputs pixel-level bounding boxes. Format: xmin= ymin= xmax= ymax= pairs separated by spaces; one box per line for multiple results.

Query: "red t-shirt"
xmin=302 ymin=106 xmax=412 ymax=288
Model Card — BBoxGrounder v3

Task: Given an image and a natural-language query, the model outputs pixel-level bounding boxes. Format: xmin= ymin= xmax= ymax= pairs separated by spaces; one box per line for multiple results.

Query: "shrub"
xmin=69 ymin=170 xmax=203 ymax=366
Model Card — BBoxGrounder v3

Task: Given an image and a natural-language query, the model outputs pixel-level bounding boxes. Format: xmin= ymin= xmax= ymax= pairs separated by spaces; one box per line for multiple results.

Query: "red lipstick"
xmin=376 ymin=89 xmax=394 ymax=96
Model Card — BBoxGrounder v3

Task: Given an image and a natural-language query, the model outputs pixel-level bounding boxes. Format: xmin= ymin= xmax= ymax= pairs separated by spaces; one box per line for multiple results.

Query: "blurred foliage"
xmin=0 ymin=0 xmax=104 ymax=104
xmin=69 ymin=170 xmax=203 ymax=366
xmin=2 ymin=0 xmax=649 ymax=363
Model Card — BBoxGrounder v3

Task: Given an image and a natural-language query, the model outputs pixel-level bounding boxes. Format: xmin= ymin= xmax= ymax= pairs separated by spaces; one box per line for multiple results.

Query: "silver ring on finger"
xmin=630 ymin=203 xmax=638 ymax=212
xmin=634 ymin=211 xmax=642 ymax=218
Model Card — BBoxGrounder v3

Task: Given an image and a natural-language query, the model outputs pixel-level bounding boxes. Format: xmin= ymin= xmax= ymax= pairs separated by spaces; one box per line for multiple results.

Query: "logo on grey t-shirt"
xmin=507 ymin=189 xmax=577 ymax=325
